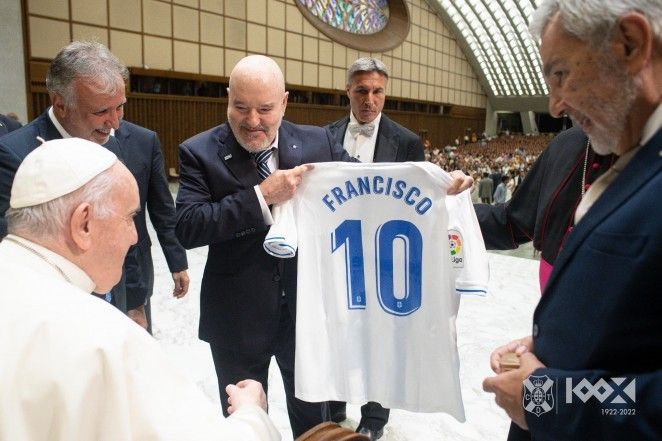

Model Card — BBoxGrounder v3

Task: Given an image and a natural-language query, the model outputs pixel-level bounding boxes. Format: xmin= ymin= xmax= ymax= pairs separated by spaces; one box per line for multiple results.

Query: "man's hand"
xmin=259 ymin=164 xmax=313 ymax=205
xmin=226 ymin=379 xmax=268 ymax=414
xmin=483 ymin=352 xmax=545 ymax=430
xmin=172 ymin=270 xmax=190 ymax=298
xmin=127 ymin=305 xmax=148 ymax=330
xmin=490 ymin=335 xmax=533 ymax=374
xmin=447 ymin=170 xmax=474 ymax=195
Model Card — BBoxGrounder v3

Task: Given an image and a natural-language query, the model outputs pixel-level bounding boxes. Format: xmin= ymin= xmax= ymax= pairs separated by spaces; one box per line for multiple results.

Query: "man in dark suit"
xmin=325 ymin=57 xmax=425 ymax=440
xmin=483 ymin=2 xmax=661 ymax=440
xmin=115 ymin=120 xmax=189 ymax=333
xmin=0 ymin=41 xmax=131 ymax=312
xmin=175 ymin=55 xmax=351 ymax=438
xmin=0 ymin=114 xmax=21 ymax=137
xmin=326 ymin=58 xmax=425 ymax=165
xmin=0 ymin=42 xmax=187 ymax=328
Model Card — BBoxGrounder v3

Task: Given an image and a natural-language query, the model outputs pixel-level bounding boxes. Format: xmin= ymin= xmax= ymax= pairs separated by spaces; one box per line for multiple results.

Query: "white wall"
xmin=0 ymin=0 xmax=27 ymax=123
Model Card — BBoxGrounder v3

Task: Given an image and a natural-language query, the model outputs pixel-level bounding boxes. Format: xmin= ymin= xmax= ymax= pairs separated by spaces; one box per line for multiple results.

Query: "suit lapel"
xmin=107 ymin=121 xmax=130 ymax=161
xmin=277 ymin=121 xmax=302 ymax=170
xmin=35 ymin=111 xmax=64 ymax=142
xmin=329 ymin=116 xmax=350 ymax=147
xmin=373 ymin=116 xmax=399 ymax=162
xmin=103 ymin=136 xmax=124 ymax=159
xmin=217 ymin=127 xmax=258 ymax=186
xmin=544 ymin=130 xmax=662 ymax=293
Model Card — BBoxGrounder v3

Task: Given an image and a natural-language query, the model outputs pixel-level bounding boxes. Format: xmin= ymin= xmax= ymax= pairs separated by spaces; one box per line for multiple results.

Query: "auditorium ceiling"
xmin=429 ymin=0 xmax=549 ymax=111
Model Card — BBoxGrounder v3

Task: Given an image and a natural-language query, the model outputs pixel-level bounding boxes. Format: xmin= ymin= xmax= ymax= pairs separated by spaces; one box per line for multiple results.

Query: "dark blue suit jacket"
xmin=511 ymin=130 xmax=662 ymax=440
xmin=175 ymin=120 xmax=350 ymax=352
xmin=325 ymin=114 xmax=425 ymax=162
xmin=0 ymin=114 xmax=21 ymax=137
xmin=115 ymin=120 xmax=188 ymax=310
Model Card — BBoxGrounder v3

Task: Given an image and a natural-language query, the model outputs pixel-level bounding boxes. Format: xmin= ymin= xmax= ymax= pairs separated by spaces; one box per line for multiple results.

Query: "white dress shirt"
xmin=343 ymin=112 xmax=382 ymax=163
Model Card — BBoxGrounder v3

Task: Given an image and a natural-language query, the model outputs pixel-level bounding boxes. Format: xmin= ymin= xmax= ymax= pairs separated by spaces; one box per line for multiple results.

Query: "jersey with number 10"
xmin=272 ymin=162 xmax=487 ymax=419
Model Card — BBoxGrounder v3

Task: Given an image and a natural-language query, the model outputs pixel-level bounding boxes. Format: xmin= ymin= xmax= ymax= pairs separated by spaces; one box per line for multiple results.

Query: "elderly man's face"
xmin=227 ymin=76 xmax=287 ymax=153
xmin=54 ymin=78 xmax=126 ymax=145
xmin=346 ymin=71 xmax=387 ymax=124
xmin=91 ymin=165 xmax=139 ymax=293
xmin=541 ymin=15 xmax=637 ymax=155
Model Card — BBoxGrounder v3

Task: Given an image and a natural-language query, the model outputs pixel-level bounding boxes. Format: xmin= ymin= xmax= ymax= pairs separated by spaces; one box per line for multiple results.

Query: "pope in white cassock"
xmin=0 ymin=138 xmax=280 ymax=441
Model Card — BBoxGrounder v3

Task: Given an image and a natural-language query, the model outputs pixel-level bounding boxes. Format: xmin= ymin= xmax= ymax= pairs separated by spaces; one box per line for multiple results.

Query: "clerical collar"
xmin=3 ymin=234 xmax=96 ymax=293
xmin=48 ymin=106 xmax=115 ymax=139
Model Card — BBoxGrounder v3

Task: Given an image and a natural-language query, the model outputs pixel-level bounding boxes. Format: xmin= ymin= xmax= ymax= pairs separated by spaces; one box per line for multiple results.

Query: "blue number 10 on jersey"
xmin=332 ymin=219 xmax=423 ymax=316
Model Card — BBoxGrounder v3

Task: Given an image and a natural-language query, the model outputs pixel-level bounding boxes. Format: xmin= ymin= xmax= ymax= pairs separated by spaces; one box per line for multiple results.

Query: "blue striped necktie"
xmin=253 ymin=148 xmax=274 ymax=182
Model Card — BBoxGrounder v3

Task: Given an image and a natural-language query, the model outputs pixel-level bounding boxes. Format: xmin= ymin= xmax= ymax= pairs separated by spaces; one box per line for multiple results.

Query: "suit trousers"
xmin=125 ymin=245 xmax=155 ymax=333
xmin=328 ymin=400 xmax=390 ymax=431
xmin=210 ymin=303 xmax=326 ymax=438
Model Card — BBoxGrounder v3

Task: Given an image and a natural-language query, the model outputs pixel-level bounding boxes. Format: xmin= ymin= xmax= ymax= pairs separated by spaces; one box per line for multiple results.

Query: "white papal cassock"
xmin=0 ymin=235 xmax=280 ymax=441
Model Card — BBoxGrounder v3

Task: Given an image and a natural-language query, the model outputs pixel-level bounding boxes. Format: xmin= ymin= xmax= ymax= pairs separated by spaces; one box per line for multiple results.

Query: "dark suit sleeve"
xmin=0 ymin=144 xmax=21 ymax=238
xmin=0 ymin=115 xmax=22 ymax=136
xmin=526 ymin=367 xmax=662 ymax=440
xmin=175 ymin=142 xmax=267 ymax=249
xmin=474 ymin=147 xmax=552 ymax=250
xmin=145 ymin=133 xmax=188 ymax=272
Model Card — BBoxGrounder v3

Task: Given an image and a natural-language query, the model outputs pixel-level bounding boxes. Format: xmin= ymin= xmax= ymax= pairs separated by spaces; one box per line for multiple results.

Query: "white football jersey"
xmin=265 ymin=162 xmax=488 ymax=419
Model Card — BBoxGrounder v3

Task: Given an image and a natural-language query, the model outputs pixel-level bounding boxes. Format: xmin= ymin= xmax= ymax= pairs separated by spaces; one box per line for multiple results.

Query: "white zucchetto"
xmin=10 ymin=137 xmax=117 ymax=208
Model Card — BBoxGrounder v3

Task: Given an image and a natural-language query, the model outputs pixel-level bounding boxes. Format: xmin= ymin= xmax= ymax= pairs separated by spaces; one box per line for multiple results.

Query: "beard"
xmin=578 ymin=54 xmax=638 ymax=156
xmin=227 ymin=112 xmax=282 ymax=153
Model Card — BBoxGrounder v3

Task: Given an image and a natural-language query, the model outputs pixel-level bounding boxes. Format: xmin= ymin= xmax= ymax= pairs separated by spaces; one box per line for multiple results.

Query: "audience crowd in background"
xmin=425 ymin=132 xmax=554 ymax=203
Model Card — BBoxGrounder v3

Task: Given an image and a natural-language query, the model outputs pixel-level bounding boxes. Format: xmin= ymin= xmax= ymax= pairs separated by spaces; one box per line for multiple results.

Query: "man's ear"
xmin=51 ymin=93 xmax=67 ymax=116
xmin=616 ymin=12 xmax=653 ymax=74
xmin=69 ymin=202 xmax=93 ymax=251
xmin=282 ymin=91 xmax=289 ymax=111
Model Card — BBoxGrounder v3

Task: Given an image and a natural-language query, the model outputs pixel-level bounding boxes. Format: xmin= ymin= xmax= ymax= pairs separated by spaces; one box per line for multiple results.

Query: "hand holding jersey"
xmin=259 ymin=164 xmax=314 ymax=205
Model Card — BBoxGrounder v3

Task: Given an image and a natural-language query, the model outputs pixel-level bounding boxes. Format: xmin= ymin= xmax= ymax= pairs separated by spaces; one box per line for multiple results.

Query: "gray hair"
xmin=530 ymin=0 xmax=662 ymax=49
xmin=46 ymin=41 xmax=129 ymax=106
xmin=6 ymin=166 xmax=116 ymax=241
xmin=346 ymin=57 xmax=389 ymax=86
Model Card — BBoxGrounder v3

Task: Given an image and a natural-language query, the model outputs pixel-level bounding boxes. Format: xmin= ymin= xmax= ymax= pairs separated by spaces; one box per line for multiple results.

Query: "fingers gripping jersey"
xmin=265 ymin=162 xmax=488 ymax=418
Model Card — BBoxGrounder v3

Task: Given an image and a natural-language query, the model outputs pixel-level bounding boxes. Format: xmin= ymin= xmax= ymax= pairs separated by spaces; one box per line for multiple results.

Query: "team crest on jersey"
xmin=448 ymin=230 xmax=464 ymax=268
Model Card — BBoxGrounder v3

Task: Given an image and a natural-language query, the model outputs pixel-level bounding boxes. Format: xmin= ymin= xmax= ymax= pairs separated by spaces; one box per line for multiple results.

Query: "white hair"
xmin=530 ymin=0 xmax=662 ymax=49
xmin=6 ymin=166 xmax=117 ymax=241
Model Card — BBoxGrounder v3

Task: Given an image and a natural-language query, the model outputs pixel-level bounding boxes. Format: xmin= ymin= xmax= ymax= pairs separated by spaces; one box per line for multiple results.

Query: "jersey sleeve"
xmin=446 ymin=190 xmax=490 ymax=295
xmin=263 ymin=201 xmax=298 ymax=258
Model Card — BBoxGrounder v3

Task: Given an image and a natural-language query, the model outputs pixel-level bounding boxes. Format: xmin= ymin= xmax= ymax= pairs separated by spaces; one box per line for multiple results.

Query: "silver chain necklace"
xmin=4 ymin=236 xmax=72 ymax=283
xmin=581 ymin=139 xmax=591 ymax=197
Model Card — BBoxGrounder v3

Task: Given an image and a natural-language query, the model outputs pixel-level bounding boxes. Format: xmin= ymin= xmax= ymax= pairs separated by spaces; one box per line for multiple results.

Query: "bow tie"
xmin=348 ymin=122 xmax=375 ymax=138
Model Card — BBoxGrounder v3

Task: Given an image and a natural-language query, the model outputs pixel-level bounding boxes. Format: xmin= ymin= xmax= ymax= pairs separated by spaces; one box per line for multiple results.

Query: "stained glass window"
xmin=297 ymin=0 xmax=390 ymax=35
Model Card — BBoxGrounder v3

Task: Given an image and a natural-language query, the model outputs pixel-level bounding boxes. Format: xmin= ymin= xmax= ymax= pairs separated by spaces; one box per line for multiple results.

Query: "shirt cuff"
xmin=254 ymin=185 xmax=274 ymax=225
